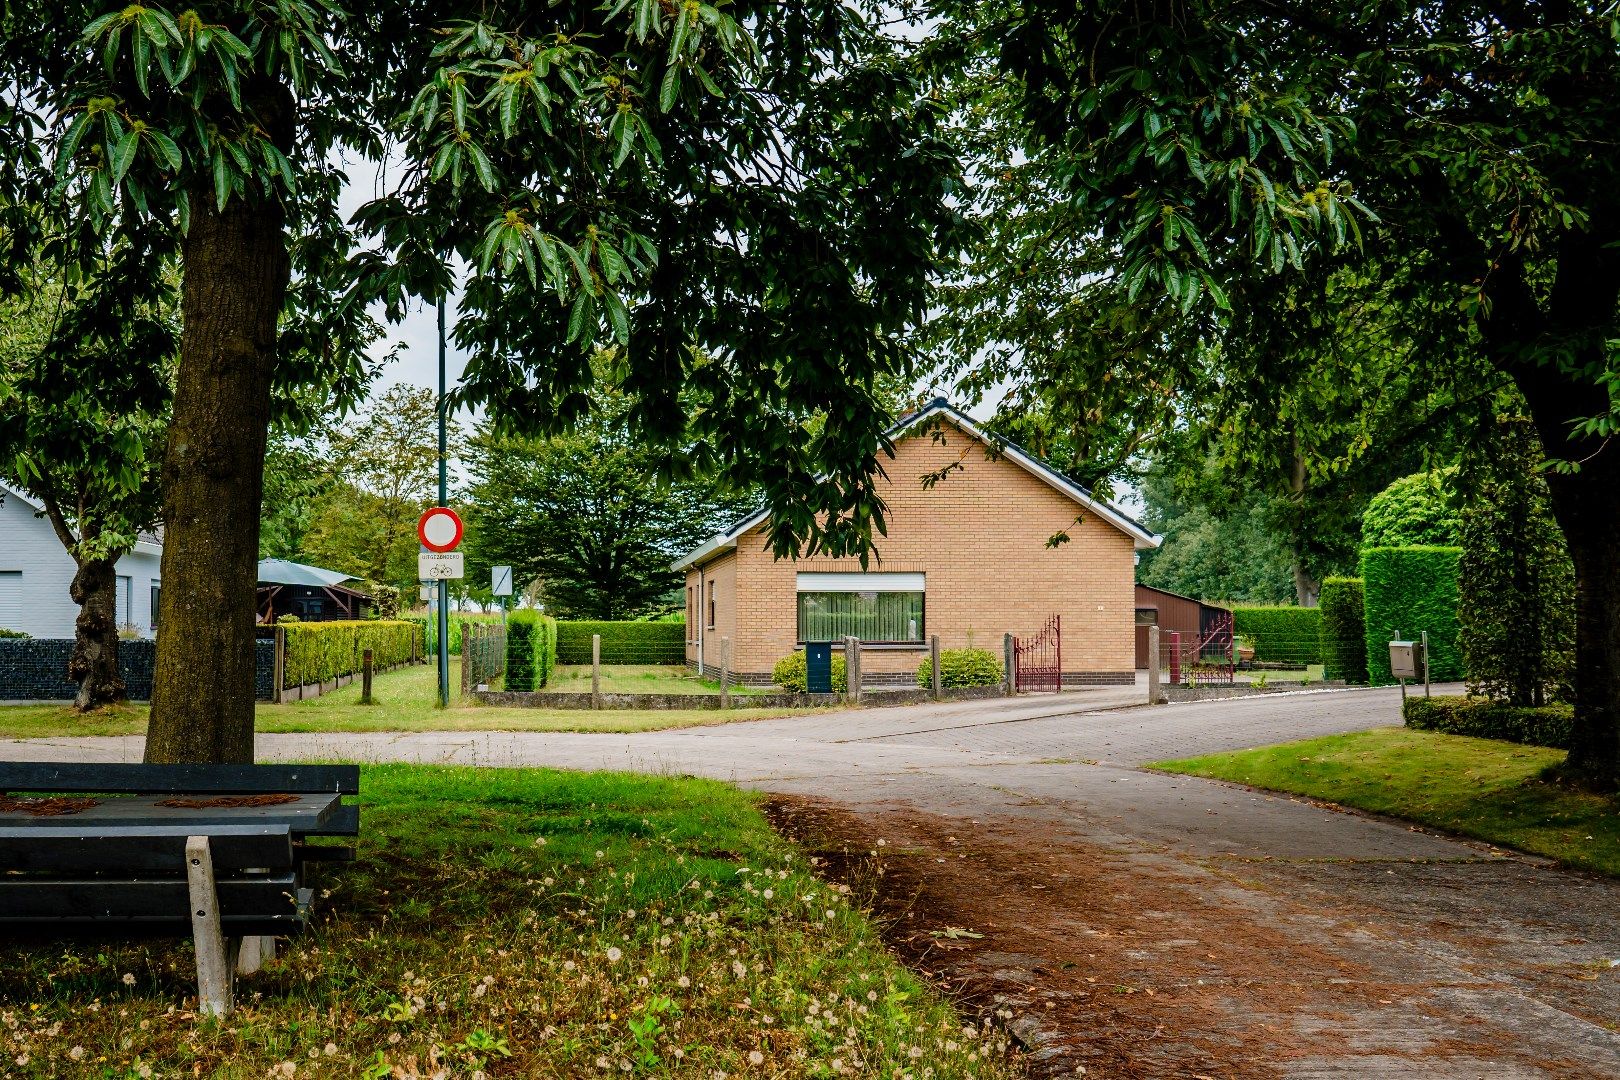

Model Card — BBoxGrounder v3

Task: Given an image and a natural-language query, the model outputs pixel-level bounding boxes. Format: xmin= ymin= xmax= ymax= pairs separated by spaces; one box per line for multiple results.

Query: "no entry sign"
xmin=418 ymin=506 xmax=463 ymax=552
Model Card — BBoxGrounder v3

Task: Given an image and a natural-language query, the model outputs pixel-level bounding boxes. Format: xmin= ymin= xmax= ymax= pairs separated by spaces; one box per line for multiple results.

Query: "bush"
xmin=1318 ymin=577 xmax=1367 ymax=683
xmin=404 ymin=612 xmax=505 ymax=656
xmin=0 ymin=627 xmax=30 ymax=639
xmin=1230 ymin=606 xmax=1322 ymax=666
xmin=281 ymin=620 xmax=420 ymax=689
xmin=771 ymin=650 xmax=847 ymax=693
xmin=915 ymin=647 xmax=1004 ymax=689
xmin=556 ymin=620 xmax=686 ymax=664
xmin=1361 ymin=470 xmax=1460 ymax=548
xmin=505 ymin=610 xmax=558 ymax=691
xmin=1403 ymin=695 xmax=1574 ymax=750
xmin=1361 ymin=545 xmax=1462 ymax=684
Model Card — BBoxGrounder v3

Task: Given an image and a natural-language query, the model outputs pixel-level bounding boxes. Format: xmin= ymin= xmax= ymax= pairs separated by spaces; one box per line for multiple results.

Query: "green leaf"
xmin=466 ymin=142 xmax=497 ymax=192
xmin=213 ymin=151 xmax=231 ymax=210
xmin=147 ymin=129 xmax=182 ymax=171
xmin=603 ymin=288 xmax=629 ymax=344
xmin=658 ymin=64 xmax=679 ymax=112
xmin=175 ymin=189 xmax=191 ymax=235
xmin=566 ymin=289 xmax=594 ymax=344
xmin=111 ymin=128 xmax=140 ymax=183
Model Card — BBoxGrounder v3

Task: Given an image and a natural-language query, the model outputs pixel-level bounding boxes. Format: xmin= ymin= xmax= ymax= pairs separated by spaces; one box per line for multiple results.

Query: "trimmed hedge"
xmin=556 ymin=620 xmax=686 ymax=665
xmin=505 ymin=610 xmax=558 ymax=691
xmin=1361 ymin=545 xmax=1461 ymax=684
xmin=1231 ymin=606 xmax=1322 ymax=666
xmin=1403 ymin=694 xmax=1573 ymax=750
xmin=282 ymin=620 xmax=420 ymax=689
xmin=1318 ymin=577 xmax=1367 ymax=684
xmin=915 ymin=647 xmax=1004 ymax=689
xmin=404 ymin=612 xmax=505 ymax=656
xmin=771 ymin=651 xmax=847 ymax=693
xmin=0 ymin=627 xmax=29 ymax=639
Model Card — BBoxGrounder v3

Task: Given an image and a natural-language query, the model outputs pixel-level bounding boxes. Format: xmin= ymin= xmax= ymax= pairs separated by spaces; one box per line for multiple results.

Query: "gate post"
xmin=929 ymin=635 xmax=942 ymax=701
xmin=1168 ymin=630 xmax=1181 ymax=685
xmin=1147 ymin=625 xmax=1161 ymax=704
xmin=1004 ymin=632 xmax=1016 ymax=696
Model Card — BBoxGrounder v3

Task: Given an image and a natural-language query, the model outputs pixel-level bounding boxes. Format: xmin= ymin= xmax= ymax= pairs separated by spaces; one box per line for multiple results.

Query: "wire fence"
xmin=459 ymin=620 xmax=507 ymax=693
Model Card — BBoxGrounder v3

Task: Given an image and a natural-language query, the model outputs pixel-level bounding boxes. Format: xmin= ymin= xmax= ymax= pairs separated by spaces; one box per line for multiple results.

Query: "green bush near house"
xmin=1230 ymin=606 xmax=1322 ymax=666
xmin=771 ymin=651 xmax=847 ymax=693
xmin=0 ymin=628 xmax=29 ymax=639
xmin=1318 ymin=577 xmax=1367 ymax=683
xmin=1361 ymin=545 xmax=1462 ymax=684
xmin=281 ymin=620 xmax=420 ymax=689
xmin=1403 ymin=694 xmax=1574 ymax=750
xmin=556 ymin=620 xmax=686 ymax=664
xmin=505 ymin=610 xmax=559 ymax=691
xmin=916 ymin=647 xmax=1004 ymax=688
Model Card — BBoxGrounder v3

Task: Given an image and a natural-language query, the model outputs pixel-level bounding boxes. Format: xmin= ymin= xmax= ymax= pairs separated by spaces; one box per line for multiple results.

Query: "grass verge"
xmin=0 ymin=764 xmax=1016 ymax=1078
xmin=1150 ymin=728 xmax=1620 ymax=877
xmin=0 ymin=665 xmax=815 ymax=740
xmin=541 ymin=665 xmax=774 ymax=697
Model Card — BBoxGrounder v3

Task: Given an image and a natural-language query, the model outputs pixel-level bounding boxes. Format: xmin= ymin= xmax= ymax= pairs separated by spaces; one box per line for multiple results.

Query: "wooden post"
xmin=361 ymin=649 xmax=374 ymax=705
xmin=186 ymin=836 xmax=233 ymax=1017
xmin=236 ymin=934 xmax=275 ymax=976
xmin=271 ymin=625 xmax=285 ymax=705
xmin=930 ymin=635 xmax=942 ymax=700
xmin=1421 ymin=630 xmax=1431 ymax=698
xmin=842 ymin=637 xmax=856 ymax=705
xmin=720 ymin=637 xmax=732 ymax=708
xmin=1147 ymin=625 xmax=1161 ymax=705
xmin=1003 ymin=633 xmax=1016 ymax=696
xmin=459 ymin=619 xmax=471 ymax=697
xmin=591 ymin=633 xmax=602 ymax=709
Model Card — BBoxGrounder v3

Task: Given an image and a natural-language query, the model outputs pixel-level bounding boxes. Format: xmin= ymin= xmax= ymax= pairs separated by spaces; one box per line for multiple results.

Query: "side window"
xmin=150 ymin=582 xmax=161 ymax=628
xmin=707 ymin=581 xmax=716 ymax=629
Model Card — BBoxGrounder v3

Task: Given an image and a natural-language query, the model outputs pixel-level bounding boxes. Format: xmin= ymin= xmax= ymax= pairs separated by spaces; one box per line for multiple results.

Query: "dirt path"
xmin=767 ymin=795 xmax=1620 ymax=1079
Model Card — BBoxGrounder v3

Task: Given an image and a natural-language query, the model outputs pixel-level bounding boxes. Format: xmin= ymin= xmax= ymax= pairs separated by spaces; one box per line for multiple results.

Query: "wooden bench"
xmin=0 ymin=763 xmax=359 ymax=1015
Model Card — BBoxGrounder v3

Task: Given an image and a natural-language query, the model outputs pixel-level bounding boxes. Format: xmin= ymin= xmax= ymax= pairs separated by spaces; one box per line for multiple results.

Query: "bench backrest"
xmin=0 ymin=824 xmax=295 ymax=873
xmin=0 ymin=763 xmax=358 ymax=796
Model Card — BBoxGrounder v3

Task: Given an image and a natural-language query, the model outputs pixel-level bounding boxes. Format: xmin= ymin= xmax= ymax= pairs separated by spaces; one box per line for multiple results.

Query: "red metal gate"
xmin=1014 ymin=614 xmax=1062 ymax=693
xmin=1168 ymin=611 xmax=1234 ymax=685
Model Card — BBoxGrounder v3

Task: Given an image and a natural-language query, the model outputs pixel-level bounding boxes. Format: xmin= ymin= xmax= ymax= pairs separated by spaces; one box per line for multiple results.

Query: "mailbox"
xmin=1388 ymin=640 xmax=1418 ymax=680
xmin=805 ymin=642 xmax=833 ymax=694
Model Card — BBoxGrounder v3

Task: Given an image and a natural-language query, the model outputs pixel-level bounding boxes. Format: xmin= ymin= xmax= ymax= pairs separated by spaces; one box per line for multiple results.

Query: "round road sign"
xmin=418 ymin=506 xmax=463 ymax=552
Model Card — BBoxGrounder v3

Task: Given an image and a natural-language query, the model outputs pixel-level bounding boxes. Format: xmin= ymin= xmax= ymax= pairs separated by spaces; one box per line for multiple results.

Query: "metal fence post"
xmin=930 ymin=634 xmax=942 ymax=700
xmin=591 ymin=633 xmax=602 ymax=709
xmin=459 ymin=620 xmax=470 ymax=698
xmin=1147 ymin=624 xmax=1161 ymax=704
xmin=842 ymin=637 xmax=857 ymax=705
xmin=272 ymin=625 xmax=285 ymax=704
xmin=720 ymin=637 xmax=731 ymax=708
xmin=1421 ymin=630 xmax=1431 ymax=698
xmin=1003 ymin=633 xmax=1016 ymax=696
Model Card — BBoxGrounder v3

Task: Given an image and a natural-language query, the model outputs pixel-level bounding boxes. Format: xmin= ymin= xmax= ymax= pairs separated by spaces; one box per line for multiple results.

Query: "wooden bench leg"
xmin=185 ymin=836 xmax=234 ymax=1017
xmin=236 ymin=935 xmax=276 ymax=976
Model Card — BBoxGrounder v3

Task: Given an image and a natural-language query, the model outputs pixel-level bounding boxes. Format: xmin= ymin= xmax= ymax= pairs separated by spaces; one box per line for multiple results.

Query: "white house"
xmin=0 ymin=481 xmax=164 ymax=639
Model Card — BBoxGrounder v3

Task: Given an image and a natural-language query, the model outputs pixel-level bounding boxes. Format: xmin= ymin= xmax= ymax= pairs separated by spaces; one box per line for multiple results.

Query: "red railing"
xmin=1167 ymin=613 xmax=1234 ymax=685
xmin=1014 ymin=614 xmax=1062 ymax=692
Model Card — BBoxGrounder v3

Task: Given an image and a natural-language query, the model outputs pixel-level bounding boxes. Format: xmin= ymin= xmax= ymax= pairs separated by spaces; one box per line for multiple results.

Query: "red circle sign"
xmin=418 ymin=507 xmax=463 ymax=552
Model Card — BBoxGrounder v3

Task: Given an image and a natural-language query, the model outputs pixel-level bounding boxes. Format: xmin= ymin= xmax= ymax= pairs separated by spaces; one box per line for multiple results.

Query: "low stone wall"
xmin=1162 ymin=679 xmax=1348 ymax=702
xmin=0 ymin=638 xmax=276 ymax=702
xmin=474 ymin=683 xmax=1011 ymax=710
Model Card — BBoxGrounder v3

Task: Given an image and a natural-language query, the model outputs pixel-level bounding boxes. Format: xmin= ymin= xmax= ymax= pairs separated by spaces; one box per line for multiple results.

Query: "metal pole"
xmin=1421 ymin=630 xmax=1431 ymax=698
xmin=435 ymin=293 xmax=450 ymax=708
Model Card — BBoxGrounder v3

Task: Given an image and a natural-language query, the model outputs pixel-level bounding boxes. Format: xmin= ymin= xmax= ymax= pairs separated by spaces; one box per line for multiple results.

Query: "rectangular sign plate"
xmin=419 ymin=551 xmax=465 ymax=580
xmin=492 ymin=564 xmax=513 ymax=596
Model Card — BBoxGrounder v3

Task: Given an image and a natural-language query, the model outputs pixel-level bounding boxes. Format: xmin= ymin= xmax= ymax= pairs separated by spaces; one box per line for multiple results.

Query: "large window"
xmin=796 ymin=573 xmax=924 ymax=644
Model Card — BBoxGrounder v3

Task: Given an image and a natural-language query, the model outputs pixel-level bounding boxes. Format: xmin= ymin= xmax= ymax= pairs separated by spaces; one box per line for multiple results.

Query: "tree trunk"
xmin=1291 ymin=559 xmax=1320 ymax=608
xmin=144 ymin=185 xmax=289 ymax=763
xmin=67 ymin=558 xmax=125 ymax=711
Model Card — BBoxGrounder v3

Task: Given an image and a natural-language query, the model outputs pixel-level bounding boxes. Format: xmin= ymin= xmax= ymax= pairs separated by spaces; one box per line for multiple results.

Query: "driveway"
xmin=4 ymin=685 xmax=1618 ymax=1077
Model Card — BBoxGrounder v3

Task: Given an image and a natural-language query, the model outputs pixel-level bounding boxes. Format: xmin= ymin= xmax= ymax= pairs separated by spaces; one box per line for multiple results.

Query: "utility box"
xmin=1389 ymin=640 xmax=1418 ymax=680
xmin=805 ymin=642 xmax=833 ymax=694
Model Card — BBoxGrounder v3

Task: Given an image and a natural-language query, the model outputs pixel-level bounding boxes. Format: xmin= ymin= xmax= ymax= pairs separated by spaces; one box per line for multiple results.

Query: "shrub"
xmin=771 ymin=650 xmax=847 ymax=693
xmin=1403 ymin=695 xmax=1574 ymax=750
xmin=404 ymin=612 xmax=505 ymax=656
xmin=556 ymin=620 xmax=686 ymax=664
xmin=0 ymin=628 xmax=28 ymax=639
xmin=916 ymin=647 xmax=1004 ymax=689
xmin=1230 ymin=606 xmax=1322 ymax=666
xmin=505 ymin=610 xmax=558 ymax=691
xmin=281 ymin=620 xmax=420 ymax=689
xmin=1361 ymin=470 xmax=1460 ymax=548
xmin=1457 ymin=414 xmax=1574 ymax=707
xmin=1318 ymin=577 xmax=1367 ymax=683
xmin=1361 ymin=545 xmax=1462 ymax=684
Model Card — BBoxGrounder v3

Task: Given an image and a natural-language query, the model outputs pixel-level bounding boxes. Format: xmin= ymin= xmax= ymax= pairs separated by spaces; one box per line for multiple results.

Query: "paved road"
xmin=4 ymin=684 xmax=1618 ymax=1077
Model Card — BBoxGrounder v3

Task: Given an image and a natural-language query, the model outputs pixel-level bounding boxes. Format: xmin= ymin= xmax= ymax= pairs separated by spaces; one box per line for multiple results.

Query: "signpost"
xmin=420 ymin=505 xmax=463 ymax=707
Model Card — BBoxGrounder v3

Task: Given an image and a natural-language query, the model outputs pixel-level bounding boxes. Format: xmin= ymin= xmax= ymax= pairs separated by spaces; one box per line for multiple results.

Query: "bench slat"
xmin=0 ymin=763 xmax=358 ymax=796
xmin=0 ymin=874 xmax=303 ymax=921
xmin=0 ymin=825 xmax=293 ymax=873
xmin=301 ymin=803 xmax=359 ymax=837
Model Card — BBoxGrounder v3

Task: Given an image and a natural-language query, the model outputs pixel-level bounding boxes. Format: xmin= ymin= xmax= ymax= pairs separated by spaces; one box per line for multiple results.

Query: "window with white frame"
xmin=795 ymin=572 xmax=924 ymax=644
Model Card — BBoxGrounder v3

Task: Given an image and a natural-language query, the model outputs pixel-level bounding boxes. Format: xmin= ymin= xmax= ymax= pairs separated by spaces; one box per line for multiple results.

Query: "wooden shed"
xmin=1134 ymin=584 xmax=1229 ymax=668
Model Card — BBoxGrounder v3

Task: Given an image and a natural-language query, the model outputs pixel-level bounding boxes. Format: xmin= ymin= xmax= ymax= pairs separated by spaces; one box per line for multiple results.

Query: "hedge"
xmin=0 ymin=627 xmax=28 ymax=639
xmin=556 ymin=620 xmax=686 ymax=664
xmin=1318 ymin=577 xmax=1367 ymax=683
xmin=282 ymin=620 xmax=420 ymax=689
xmin=404 ymin=612 xmax=505 ymax=656
xmin=1230 ymin=606 xmax=1322 ymax=666
xmin=1361 ymin=545 xmax=1461 ymax=684
xmin=772 ymin=650 xmax=847 ymax=693
xmin=505 ymin=610 xmax=558 ymax=691
xmin=915 ymin=648 xmax=1004 ymax=689
xmin=1403 ymin=695 xmax=1573 ymax=750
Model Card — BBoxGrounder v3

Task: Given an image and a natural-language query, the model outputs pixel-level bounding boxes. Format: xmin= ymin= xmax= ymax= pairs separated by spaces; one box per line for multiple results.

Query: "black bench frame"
xmin=0 ymin=763 xmax=359 ymax=1015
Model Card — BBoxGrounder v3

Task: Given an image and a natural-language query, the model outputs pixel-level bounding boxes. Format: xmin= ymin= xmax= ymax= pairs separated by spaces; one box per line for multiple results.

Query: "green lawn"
xmin=1150 ymin=728 xmax=1620 ymax=877
xmin=0 ymin=764 xmax=1016 ymax=1078
xmin=541 ymin=663 xmax=773 ymax=696
xmin=0 ymin=664 xmax=814 ymax=740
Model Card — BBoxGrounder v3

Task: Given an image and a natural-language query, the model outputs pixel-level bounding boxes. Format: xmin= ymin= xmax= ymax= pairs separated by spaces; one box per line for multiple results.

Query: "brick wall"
xmin=0 ymin=638 xmax=276 ymax=702
xmin=686 ymin=418 xmax=1138 ymax=685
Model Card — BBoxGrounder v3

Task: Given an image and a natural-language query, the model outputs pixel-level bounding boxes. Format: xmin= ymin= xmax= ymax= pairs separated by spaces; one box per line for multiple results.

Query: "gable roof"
xmin=256 ymin=558 xmax=358 ymax=588
xmin=0 ymin=480 xmax=164 ymax=557
xmin=1135 ymin=582 xmax=1230 ymax=612
xmin=673 ymin=398 xmax=1161 ymax=571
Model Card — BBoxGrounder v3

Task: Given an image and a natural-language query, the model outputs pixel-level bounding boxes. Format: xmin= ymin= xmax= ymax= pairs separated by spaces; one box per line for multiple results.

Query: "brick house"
xmin=674 ymin=400 xmax=1161 ymax=687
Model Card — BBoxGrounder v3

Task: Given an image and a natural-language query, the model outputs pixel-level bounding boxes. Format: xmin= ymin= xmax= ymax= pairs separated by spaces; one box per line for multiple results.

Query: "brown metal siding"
xmin=1134 ymin=585 xmax=1204 ymax=667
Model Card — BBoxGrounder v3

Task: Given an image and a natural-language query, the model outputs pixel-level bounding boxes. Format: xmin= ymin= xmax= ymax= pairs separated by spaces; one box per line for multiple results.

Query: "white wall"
xmin=0 ymin=490 xmax=162 ymax=639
